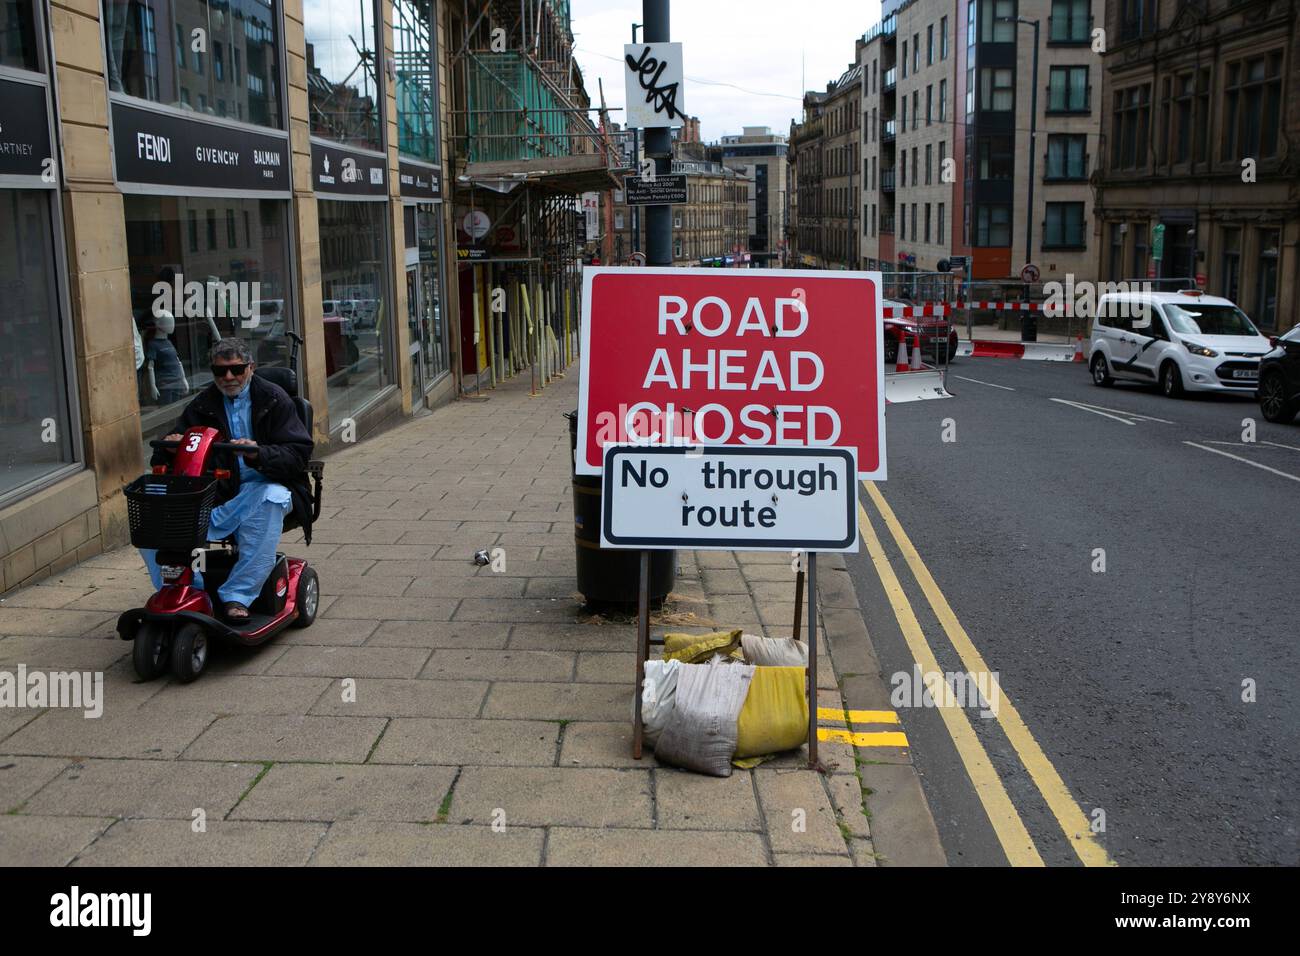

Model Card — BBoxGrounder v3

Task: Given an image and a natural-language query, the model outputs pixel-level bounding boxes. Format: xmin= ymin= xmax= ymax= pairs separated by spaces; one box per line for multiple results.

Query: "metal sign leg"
xmin=633 ymin=549 xmax=650 ymax=759
xmin=807 ymin=552 xmax=819 ymax=770
xmin=792 ymin=562 xmax=805 ymax=642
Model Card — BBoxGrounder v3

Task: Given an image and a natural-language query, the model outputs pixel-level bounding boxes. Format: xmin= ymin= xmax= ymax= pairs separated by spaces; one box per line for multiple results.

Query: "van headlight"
xmin=1182 ymin=341 xmax=1217 ymax=357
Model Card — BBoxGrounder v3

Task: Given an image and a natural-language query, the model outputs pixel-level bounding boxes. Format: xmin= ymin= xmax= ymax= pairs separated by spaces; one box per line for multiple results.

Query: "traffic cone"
xmin=909 ymin=332 xmax=923 ymax=370
xmin=895 ymin=333 xmax=910 ymax=373
xmin=1073 ymin=335 xmax=1085 ymax=363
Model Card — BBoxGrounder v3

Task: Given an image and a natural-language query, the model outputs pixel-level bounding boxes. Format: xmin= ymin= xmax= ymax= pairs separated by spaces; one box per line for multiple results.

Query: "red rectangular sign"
xmin=577 ymin=267 xmax=886 ymax=479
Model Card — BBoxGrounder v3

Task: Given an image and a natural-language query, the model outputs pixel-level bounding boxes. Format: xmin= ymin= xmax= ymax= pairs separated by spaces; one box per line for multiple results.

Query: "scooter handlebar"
xmin=149 ymin=439 xmax=258 ymax=454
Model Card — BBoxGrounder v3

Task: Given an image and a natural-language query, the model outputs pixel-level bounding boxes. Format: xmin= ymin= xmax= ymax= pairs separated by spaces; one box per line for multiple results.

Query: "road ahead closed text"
xmin=577 ymin=268 xmax=885 ymax=478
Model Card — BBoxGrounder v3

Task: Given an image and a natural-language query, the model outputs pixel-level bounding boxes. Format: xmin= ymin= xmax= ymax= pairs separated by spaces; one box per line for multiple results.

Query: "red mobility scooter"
xmin=116 ymin=333 xmax=324 ymax=682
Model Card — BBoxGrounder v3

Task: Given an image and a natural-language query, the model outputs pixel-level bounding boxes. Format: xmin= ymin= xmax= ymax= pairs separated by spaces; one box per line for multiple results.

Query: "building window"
xmin=105 ymin=0 xmax=281 ymax=127
xmin=1044 ymin=202 xmax=1085 ymax=248
xmin=306 ymin=0 xmax=383 ymax=150
xmin=1 ymin=0 xmax=39 ymax=70
xmin=978 ymin=136 xmax=1015 ymax=179
xmin=939 ymin=141 xmax=946 ymax=180
xmin=1220 ymin=227 xmax=1241 ymax=302
xmin=901 ymin=97 xmax=907 ymax=130
xmin=976 ymin=204 xmax=1011 ymax=246
xmin=1048 ymin=66 xmax=1089 ymax=112
xmin=1108 ymin=223 xmax=1124 ymax=279
xmin=900 ymin=203 xmax=906 ymax=239
xmin=927 ymin=24 xmax=934 ymax=65
xmin=924 ymin=203 xmax=931 ymax=243
xmin=938 ymin=203 xmax=945 ymax=244
xmin=939 ymin=79 xmax=947 ymax=121
xmin=1120 ymin=0 xmax=1157 ymax=43
xmin=0 ymin=189 xmax=78 ymax=503
xmin=1222 ymin=52 xmax=1283 ymax=161
xmin=125 ymin=197 xmax=292 ymax=441
xmin=206 ymin=209 xmax=217 ymax=250
xmin=981 ymin=68 xmax=1015 ymax=111
xmin=913 ymin=33 xmax=919 ymax=73
xmin=912 ymin=90 xmax=919 ymax=130
xmin=225 ymin=208 xmax=237 ymax=248
xmin=926 ymin=85 xmax=933 ymax=125
xmin=902 ymin=40 xmax=907 ymax=78
xmin=1050 ymin=0 xmax=1090 ymax=43
xmin=1255 ymin=229 xmax=1280 ymax=329
xmin=982 ymin=0 xmax=1017 ymax=42
xmin=1112 ymin=84 xmax=1150 ymax=170
xmin=967 ymin=3 xmax=976 ymax=46
xmin=966 ymin=66 xmax=975 ymax=115
xmin=941 ymin=16 xmax=949 ymax=59
xmin=1132 ymin=224 xmax=1148 ymax=278
xmin=1046 ymin=134 xmax=1087 ymax=179
xmin=911 ymin=204 xmax=918 ymax=240
xmin=912 ymin=147 xmax=919 ymax=184
xmin=394 ymin=0 xmax=439 ymax=163
xmin=925 ymin=144 xmax=932 ymax=184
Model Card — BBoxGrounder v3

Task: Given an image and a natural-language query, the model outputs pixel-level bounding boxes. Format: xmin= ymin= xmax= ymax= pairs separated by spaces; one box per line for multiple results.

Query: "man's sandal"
xmin=224 ymin=602 xmax=250 ymax=621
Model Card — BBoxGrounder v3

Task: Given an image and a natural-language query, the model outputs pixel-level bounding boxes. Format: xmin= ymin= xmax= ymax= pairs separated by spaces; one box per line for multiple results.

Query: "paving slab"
xmin=0 ymin=754 xmax=74 ymax=811
xmin=755 ymin=768 xmax=850 ymax=856
xmin=266 ymin=645 xmax=431 ymax=679
xmin=421 ymin=649 xmax=574 ymax=682
xmin=24 ymin=758 xmax=262 ymax=819
xmin=309 ymin=678 xmax=487 ymax=719
xmin=147 ymin=675 xmax=333 ymax=716
xmin=546 ymin=827 xmax=767 ymax=866
xmin=368 ymin=621 xmax=510 ymax=649
xmin=182 ymin=714 xmax=386 ymax=763
xmin=232 ymin=763 xmax=456 ymax=823
xmin=0 ymin=636 xmax=129 ymax=670
xmin=2 ymin=705 xmax=215 ymax=760
xmin=72 ymin=819 xmax=325 ymax=866
xmin=370 ymin=717 xmax=558 ymax=767
xmin=557 ymin=721 xmax=660 ymax=769
xmin=857 ymin=763 xmax=947 ymax=866
xmin=0 ymin=814 xmax=114 ymax=866
xmin=310 ymin=821 xmax=545 ymax=866
xmin=481 ymin=681 xmax=627 ymax=722
xmin=449 ymin=767 xmax=652 ymax=828
xmin=653 ymin=769 xmax=762 ymax=831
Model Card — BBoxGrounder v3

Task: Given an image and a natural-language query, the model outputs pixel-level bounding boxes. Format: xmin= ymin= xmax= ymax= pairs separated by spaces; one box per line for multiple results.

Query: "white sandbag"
xmin=741 ymin=633 xmax=809 ymax=667
xmin=654 ymin=658 xmax=755 ymax=777
xmin=639 ymin=658 xmax=682 ymax=747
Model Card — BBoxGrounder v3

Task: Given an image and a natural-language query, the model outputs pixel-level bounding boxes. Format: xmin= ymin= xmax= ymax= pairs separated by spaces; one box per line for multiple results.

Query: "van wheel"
xmin=169 ymin=624 xmax=209 ymax=683
xmin=1160 ymin=362 xmax=1184 ymax=398
xmin=1091 ymin=353 xmax=1113 ymax=387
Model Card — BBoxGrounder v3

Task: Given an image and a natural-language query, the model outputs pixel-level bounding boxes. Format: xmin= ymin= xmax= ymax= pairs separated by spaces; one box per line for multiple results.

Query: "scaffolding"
xmin=449 ymin=0 xmax=620 ymax=396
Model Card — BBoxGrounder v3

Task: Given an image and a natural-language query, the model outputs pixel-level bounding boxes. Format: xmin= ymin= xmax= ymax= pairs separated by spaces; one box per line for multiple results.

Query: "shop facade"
xmin=0 ymin=0 xmax=459 ymax=593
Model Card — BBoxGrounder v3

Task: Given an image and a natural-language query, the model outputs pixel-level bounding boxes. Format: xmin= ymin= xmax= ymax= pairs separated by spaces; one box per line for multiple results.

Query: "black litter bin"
xmin=1021 ymin=312 xmax=1038 ymax=342
xmin=566 ymin=411 xmax=675 ymax=608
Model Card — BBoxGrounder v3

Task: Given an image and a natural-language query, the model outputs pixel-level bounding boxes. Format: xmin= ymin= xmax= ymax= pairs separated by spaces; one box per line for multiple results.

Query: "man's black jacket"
xmin=151 ymin=374 xmax=315 ymax=541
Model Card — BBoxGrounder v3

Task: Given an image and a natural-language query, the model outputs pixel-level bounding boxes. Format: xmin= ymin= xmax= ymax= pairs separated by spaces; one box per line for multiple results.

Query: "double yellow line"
xmin=859 ymin=481 xmax=1114 ymax=867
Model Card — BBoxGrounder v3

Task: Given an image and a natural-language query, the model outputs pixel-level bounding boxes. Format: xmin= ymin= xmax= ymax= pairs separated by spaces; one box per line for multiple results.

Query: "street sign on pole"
xmin=577 ymin=266 xmax=886 ymax=479
xmin=625 ymin=174 xmax=687 ymax=205
xmin=1020 ymin=262 xmax=1040 ymax=284
xmin=601 ymin=445 xmax=858 ymax=551
xmin=1152 ymin=222 xmax=1166 ymax=261
xmin=624 ymin=42 xmax=686 ymax=128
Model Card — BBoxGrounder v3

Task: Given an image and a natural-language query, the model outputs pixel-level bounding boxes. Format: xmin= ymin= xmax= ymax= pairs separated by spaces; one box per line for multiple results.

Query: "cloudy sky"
xmin=570 ymin=1 xmax=884 ymax=142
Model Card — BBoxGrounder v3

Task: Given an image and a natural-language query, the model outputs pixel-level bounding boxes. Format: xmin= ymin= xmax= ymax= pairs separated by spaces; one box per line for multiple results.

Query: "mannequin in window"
xmin=145 ymin=310 xmax=189 ymax=405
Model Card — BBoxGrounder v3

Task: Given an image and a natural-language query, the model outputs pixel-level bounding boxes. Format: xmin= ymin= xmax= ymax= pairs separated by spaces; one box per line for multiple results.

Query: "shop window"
xmin=318 ymin=199 xmax=390 ymax=424
xmin=124 ymin=196 xmax=292 ymax=443
xmin=105 ymin=0 xmax=281 ymax=128
xmin=976 ymin=204 xmax=1011 ymax=246
xmin=307 ymin=0 xmax=382 ymax=150
xmin=1 ymin=0 xmax=38 ymax=70
xmin=0 ymin=190 xmax=77 ymax=502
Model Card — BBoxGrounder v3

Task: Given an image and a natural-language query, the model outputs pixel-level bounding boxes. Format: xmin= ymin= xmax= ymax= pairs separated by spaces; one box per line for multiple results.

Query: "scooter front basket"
xmin=124 ymin=474 xmax=218 ymax=551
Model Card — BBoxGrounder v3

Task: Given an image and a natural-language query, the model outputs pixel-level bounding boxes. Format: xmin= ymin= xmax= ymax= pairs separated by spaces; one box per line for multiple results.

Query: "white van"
xmin=1088 ymin=290 xmax=1273 ymax=397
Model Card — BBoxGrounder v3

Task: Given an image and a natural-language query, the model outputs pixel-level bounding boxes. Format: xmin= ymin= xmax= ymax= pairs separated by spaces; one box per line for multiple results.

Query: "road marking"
xmin=1263 ymin=439 xmax=1300 ymax=453
xmin=1049 ymin=397 xmax=1176 ymax=426
xmin=819 ymin=728 xmax=909 ymax=747
xmin=817 ymin=707 xmax=900 ymax=724
xmin=864 ymin=481 xmax=1115 ymax=868
xmin=1183 ymin=441 xmax=1300 ymax=483
xmin=856 ymin=497 xmax=1044 ymax=867
xmin=954 ymin=375 xmax=1016 ymax=391
xmin=1049 ymin=398 xmax=1136 ymax=425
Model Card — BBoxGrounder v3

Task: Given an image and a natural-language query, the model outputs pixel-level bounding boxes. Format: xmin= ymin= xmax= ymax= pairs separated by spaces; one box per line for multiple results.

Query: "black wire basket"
xmin=124 ymin=475 xmax=217 ymax=551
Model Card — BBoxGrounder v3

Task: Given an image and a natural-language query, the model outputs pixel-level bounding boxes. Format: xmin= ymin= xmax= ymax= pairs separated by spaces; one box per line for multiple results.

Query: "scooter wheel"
xmin=169 ymin=623 xmax=209 ymax=683
xmin=291 ymin=567 xmax=320 ymax=629
xmin=132 ymin=623 xmax=169 ymax=681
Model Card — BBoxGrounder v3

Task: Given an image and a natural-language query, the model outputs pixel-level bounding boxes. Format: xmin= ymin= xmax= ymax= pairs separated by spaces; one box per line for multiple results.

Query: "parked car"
xmin=882 ymin=299 xmax=959 ymax=364
xmin=1258 ymin=323 xmax=1300 ymax=424
xmin=1088 ymin=290 xmax=1272 ymax=397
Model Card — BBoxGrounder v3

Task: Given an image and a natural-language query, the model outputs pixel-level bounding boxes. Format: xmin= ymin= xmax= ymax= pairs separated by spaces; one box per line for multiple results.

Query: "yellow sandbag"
xmin=734 ymin=666 xmax=808 ymax=759
xmin=663 ymin=629 xmax=743 ymax=664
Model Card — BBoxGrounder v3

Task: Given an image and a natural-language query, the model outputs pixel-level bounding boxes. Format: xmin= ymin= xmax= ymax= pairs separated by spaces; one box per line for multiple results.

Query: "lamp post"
xmin=999 ymin=14 xmax=1040 ymax=341
xmin=631 ymin=22 xmax=642 ymax=257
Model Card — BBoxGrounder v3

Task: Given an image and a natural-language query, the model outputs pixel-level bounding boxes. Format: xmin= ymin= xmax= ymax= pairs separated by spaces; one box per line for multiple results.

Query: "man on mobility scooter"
xmin=118 ymin=335 xmax=324 ymax=682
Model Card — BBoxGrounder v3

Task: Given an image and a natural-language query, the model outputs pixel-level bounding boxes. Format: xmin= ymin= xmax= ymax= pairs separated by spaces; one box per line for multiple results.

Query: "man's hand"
xmin=163 ymin=433 xmax=183 ymax=444
xmin=230 ymin=437 xmax=258 ymax=461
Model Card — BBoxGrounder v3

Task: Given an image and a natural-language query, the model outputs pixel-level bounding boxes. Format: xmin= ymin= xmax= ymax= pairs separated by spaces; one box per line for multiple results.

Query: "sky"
xmin=570 ymin=1 xmax=884 ymax=142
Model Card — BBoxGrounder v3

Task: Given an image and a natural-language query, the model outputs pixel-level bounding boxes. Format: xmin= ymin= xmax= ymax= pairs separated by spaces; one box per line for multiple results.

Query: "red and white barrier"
xmin=882 ymin=304 xmax=951 ymax=319
xmin=960 ymin=340 xmax=1075 ymax=361
xmin=885 ymin=368 xmax=952 ymax=403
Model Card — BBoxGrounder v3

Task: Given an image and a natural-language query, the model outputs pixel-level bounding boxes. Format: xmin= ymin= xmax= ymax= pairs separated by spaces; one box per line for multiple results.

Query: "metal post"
xmin=1025 ymin=19 xmax=1039 ymax=272
xmin=806 ymin=552 xmax=819 ymax=769
xmin=633 ymin=549 xmax=650 ymax=759
xmin=643 ymin=0 xmax=672 ymax=268
xmin=792 ymin=563 xmax=805 ymax=642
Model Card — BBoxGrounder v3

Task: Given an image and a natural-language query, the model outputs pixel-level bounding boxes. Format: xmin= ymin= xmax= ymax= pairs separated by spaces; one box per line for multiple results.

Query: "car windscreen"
xmin=1164 ymin=303 xmax=1259 ymax=337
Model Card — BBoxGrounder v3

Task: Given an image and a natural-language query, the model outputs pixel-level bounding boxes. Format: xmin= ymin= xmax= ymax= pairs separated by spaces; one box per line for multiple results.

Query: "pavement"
xmin=850 ymin=357 xmax=1300 ymax=866
xmin=0 ymin=368 xmax=944 ymax=867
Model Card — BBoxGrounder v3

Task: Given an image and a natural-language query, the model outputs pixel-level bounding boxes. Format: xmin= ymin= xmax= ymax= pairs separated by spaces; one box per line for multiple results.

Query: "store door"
xmin=406 ymin=263 xmax=425 ymax=400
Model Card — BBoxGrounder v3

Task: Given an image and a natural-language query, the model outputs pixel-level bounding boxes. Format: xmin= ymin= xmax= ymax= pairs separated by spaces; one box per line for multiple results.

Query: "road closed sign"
xmin=577 ymin=267 xmax=885 ymax=478
xmin=601 ymin=446 xmax=858 ymax=552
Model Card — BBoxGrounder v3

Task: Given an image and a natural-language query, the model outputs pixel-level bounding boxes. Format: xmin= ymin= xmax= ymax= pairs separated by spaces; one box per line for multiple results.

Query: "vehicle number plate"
xmin=1232 ymin=369 xmax=1258 ymax=379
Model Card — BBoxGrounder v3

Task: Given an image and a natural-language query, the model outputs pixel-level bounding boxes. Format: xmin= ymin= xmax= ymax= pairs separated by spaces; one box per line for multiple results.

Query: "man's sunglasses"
xmin=211 ymin=363 xmax=250 ymax=378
